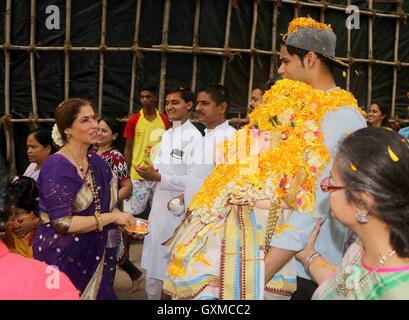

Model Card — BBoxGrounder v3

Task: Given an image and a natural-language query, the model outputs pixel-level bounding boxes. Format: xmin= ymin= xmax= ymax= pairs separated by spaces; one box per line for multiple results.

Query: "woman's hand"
xmin=129 ymin=218 xmax=149 ymax=240
xmin=13 ymin=218 xmax=39 ymax=238
xmin=134 ymin=163 xmax=161 ymax=182
xmin=295 ymin=218 xmax=322 ymax=261
xmin=113 ymin=212 xmax=136 ymax=227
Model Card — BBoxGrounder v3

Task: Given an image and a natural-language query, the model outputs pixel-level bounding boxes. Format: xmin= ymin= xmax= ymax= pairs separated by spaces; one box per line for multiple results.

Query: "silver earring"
xmin=356 ymin=212 xmax=368 ymax=224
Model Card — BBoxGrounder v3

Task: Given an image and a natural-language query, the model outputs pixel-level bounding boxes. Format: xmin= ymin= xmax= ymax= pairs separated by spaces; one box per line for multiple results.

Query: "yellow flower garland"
xmin=188 ymin=79 xmax=364 ymax=222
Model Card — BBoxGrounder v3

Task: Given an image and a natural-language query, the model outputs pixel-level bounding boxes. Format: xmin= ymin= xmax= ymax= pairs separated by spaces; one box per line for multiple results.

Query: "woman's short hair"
xmin=28 ymin=128 xmax=57 ymax=154
xmin=54 ymin=98 xmax=94 ymax=142
xmin=336 ymin=127 xmax=409 ymax=257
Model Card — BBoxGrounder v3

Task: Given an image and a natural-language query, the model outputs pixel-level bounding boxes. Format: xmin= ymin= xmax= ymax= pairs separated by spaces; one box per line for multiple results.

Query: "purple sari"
xmin=33 ymin=152 xmax=119 ymax=300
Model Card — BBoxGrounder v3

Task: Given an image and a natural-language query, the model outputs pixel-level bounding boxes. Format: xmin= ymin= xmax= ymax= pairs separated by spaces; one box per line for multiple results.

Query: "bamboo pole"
xmin=391 ymin=1 xmax=401 ymax=117
xmin=4 ymin=0 xmax=16 ymax=175
xmin=152 ymin=45 xmax=274 ymax=55
xmin=2 ymin=44 xmax=407 ymax=68
xmin=158 ymin=0 xmax=171 ymax=112
xmin=293 ymin=2 xmax=299 ymax=19
xmin=270 ymin=0 xmax=407 ymax=19
xmin=247 ymin=0 xmax=259 ymax=117
xmin=346 ymin=0 xmax=352 ymax=91
xmin=367 ymin=0 xmax=373 ymax=107
xmin=129 ymin=0 xmax=143 ymax=116
xmin=220 ymin=0 xmax=233 ymax=84
xmin=191 ymin=0 xmax=201 ymax=92
xmin=64 ymin=0 xmax=71 ymax=100
xmin=29 ymin=0 xmax=38 ymax=123
xmin=97 ymin=0 xmax=107 ymax=115
xmin=320 ymin=0 xmax=325 ymax=22
xmin=270 ymin=1 xmax=279 ymax=79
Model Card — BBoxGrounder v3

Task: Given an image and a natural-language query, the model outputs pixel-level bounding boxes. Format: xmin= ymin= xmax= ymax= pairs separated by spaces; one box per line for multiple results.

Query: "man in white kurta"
xmin=137 ymin=88 xmax=203 ymax=300
xmin=140 ymin=118 xmax=202 ymax=299
xmin=184 ymin=119 xmax=236 ymax=207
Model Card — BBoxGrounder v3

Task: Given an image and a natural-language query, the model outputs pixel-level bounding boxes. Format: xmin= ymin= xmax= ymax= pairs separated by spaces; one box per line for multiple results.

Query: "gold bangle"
xmin=94 ymin=213 xmax=103 ymax=232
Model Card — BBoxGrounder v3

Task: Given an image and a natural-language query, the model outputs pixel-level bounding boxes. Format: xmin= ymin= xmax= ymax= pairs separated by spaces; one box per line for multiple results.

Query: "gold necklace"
xmin=65 ymin=147 xmax=101 ymax=214
xmin=336 ymin=249 xmax=396 ymax=297
xmin=65 ymin=147 xmax=88 ymax=174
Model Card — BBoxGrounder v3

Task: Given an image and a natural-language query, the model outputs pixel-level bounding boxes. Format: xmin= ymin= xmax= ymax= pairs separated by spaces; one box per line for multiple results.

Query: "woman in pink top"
xmin=0 ymin=160 xmax=79 ymax=300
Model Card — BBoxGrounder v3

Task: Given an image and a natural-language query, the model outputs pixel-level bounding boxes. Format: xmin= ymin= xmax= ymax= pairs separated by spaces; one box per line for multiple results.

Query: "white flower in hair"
xmin=52 ymin=123 xmax=64 ymax=147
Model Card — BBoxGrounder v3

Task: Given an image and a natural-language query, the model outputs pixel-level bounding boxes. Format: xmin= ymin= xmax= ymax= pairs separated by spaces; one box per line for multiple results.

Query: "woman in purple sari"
xmin=33 ymin=98 xmax=136 ymax=300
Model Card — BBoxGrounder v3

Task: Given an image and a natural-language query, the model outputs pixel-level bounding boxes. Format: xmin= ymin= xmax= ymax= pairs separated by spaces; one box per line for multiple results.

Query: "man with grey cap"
xmin=264 ymin=17 xmax=366 ymax=299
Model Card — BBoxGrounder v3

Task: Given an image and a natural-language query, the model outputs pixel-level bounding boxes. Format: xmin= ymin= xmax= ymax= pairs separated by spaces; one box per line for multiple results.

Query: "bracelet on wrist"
xmin=305 ymin=251 xmax=321 ymax=273
xmin=94 ymin=213 xmax=103 ymax=232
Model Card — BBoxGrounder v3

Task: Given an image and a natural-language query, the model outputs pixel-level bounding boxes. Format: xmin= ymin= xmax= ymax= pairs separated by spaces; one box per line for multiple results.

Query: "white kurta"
xmin=184 ymin=120 xmax=236 ymax=206
xmin=141 ymin=120 xmax=203 ymax=280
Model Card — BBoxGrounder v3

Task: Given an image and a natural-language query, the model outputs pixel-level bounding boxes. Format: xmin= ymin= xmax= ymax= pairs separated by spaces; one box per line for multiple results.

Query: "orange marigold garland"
xmin=283 ymin=17 xmax=333 ymax=40
xmin=188 ymin=79 xmax=364 ymax=224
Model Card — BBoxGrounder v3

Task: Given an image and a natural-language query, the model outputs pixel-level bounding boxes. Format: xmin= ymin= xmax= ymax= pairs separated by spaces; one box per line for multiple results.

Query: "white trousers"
xmin=146 ymin=277 xmax=163 ymax=300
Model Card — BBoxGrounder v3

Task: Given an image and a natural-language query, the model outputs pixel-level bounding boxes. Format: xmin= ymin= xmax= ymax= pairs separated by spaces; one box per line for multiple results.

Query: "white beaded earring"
xmin=355 ymin=212 xmax=368 ymax=224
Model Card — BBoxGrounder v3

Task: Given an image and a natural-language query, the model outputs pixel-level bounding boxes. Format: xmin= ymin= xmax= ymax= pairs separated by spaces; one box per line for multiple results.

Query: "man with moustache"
xmin=183 ymin=84 xmax=236 ymax=207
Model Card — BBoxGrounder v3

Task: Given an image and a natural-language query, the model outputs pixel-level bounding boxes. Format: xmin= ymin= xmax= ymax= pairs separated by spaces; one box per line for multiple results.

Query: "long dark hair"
xmin=336 ymin=127 xmax=409 ymax=257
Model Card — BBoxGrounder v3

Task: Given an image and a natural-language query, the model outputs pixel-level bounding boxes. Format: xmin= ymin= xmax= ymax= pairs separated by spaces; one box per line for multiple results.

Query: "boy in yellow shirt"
xmin=124 ymin=86 xmax=171 ymax=216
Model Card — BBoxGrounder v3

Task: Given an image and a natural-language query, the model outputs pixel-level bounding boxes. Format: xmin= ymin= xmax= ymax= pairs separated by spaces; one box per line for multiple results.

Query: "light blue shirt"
xmin=270 ymin=106 xmax=367 ymax=280
xmin=399 ymin=126 xmax=409 ymax=139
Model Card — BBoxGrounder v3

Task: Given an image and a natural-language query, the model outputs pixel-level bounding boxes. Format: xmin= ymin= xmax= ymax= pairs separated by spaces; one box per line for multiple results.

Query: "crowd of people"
xmin=0 ymin=17 xmax=408 ymax=301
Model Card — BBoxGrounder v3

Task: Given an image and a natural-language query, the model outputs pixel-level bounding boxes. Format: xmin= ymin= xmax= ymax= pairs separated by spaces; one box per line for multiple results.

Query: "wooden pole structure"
xmin=270 ymin=0 xmax=406 ymax=19
xmin=29 ymin=0 xmax=38 ymax=124
xmin=270 ymin=1 xmax=279 ymax=79
xmin=391 ymin=1 xmax=401 ymax=117
xmin=191 ymin=0 xmax=201 ymax=93
xmin=320 ymin=0 xmax=325 ymax=22
xmin=1 ymin=1 xmax=409 ymax=172
xmin=367 ymin=0 xmax=373 ymax=107
xmin=220 ymin=0 xmax=233 ymax=84
xmin=64 ymin=0 xmax=72 ymax=100
xmin=4 ymin=0 xmax=16 ymax=175
xmin=293 ymin=2 xmax=299 ymax=19
xmin=2 ymin=44 xmax=408 ymax=68
xmin=247 ymin=0 xmax=259 ymax=117
xmin=129 ymin=0 xmax=143 ymax=116
xmin=346 ymin=0 xmax=352 ymax=90
xmin=97 ymin=0 xmax=107 ymax=115
xmin=158 ymin=0 xmax=171 ymax=112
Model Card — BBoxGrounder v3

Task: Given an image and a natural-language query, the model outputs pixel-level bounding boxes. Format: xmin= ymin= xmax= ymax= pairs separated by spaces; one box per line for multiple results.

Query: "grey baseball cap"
xmin=284 ymin=25 xmax=349 ymax=69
